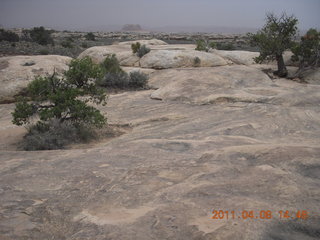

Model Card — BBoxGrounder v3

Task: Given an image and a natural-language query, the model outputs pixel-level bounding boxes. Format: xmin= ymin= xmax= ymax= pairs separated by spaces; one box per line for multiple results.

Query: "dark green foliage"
xmin=0 ymin=29 xmax=20 ymax=42
xmin=28 ymin=26 xmax=54 ymax=45
xmin=21 ymin=120 xmax=96 ymax=150
xmin=137 ymin=45 xmax=150 ymax=57
xmin=193 ymin=57 xmax=201 ymax=67
xmin=85 ymin=32 xmax=96 ymax=41
xmin=101 ymin=54 xmax=123 ymax=73
xmin=248 ymin=13 xmax=298 ymax=77
xmin=291 ymin=28 xmax=320 ymax=73
xmin=195 ymin=39 xmax=216 ymax=52
xmin=216 ymin=42 xmax=235 ymax=50
xmin=129 ymin=71 xmax=148 ymax=88
xmin=12 ymin=57 xmax=107 ymax=134
xmin=131 ymin=42 xmax=141 ymax=53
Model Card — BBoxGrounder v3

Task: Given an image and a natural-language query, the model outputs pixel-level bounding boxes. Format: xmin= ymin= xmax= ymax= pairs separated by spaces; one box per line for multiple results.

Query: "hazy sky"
xmin=0 ymin=0 xmax=319 ymax=31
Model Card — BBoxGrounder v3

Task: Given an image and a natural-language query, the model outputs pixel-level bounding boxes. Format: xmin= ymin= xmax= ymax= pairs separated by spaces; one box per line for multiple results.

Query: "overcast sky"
xmin=0 ymin=0 xmax=319 ymax=31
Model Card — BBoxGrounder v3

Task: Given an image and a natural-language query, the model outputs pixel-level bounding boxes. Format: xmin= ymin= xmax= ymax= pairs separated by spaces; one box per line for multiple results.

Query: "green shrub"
xmin=0 ymin=29 xmax=20 ymax=42
xmin=98 ymin=71 xmax=129 ymax=88
xmin=131 ymin=42 xmax=141 ymax=53
xmin=28 ymin=26 xmax=54 ymax=45
xmin=12 ymin=57 xmax=107 ymax=150
xmin=193 ymin=57 xmax=201 ymax=67
xmin=195 ymin=39 xmax=216 ymax=52
xmin=195 ymin=40 xmax=207 ymax=51
xmin=85 ymin=32 xmax=96 ymax=41
xmin=129 ymin=71 xmax=148 ymax=88
xmin=101 ymin=54 xmax=123 ymax=73
xmin=291 ymin=28 xmax=320 ymax=74
xmin=21 ymin=120 xmax=96 ymax=150
xmin=216 ymin=42 xmax=235 ymax=50
xmin=137 ymin=45 xmax=150 ymax=57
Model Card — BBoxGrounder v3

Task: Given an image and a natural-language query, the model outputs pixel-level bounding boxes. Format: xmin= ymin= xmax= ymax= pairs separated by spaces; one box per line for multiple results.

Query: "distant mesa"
xmin=122 ymin=24 xmax=143 ymax=32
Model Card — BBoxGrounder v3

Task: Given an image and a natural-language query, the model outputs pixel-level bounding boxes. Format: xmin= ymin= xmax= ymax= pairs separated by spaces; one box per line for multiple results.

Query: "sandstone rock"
xmin=140 ymin=50 xmax=228 ymax=69
xmin=212 ymin=49 xmax=259 ymax=65
xmin=149 ymin=65 xmax=320 ymax=107
xmin=300 ymin=67 xmax=320 ymax=84
xmin=0 ymin=55 xmax=72 ymax=103
xmin=122 ymin=67 xmax=156 ymax=76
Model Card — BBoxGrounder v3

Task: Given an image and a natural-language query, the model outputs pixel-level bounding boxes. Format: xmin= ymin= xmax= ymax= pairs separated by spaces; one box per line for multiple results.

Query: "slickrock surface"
xmin=0 ymin=43 xmax=320 ymax=240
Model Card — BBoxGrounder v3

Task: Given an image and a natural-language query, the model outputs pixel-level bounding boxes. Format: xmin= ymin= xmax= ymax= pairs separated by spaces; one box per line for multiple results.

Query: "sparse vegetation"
xmin=131 ymin=42 xmax=150 ymax=57
xmin=291 ymin=28 xmax=320 ymax=76
xmin=60 ymin=37 xmax=74 ymax=48
xmin=137 ymin=45 xmax=150 ymax=57
xmin=248 ymin=13 xmax=298 ymax=77
xmin=195 ymin=39 xmax=216 ymax=52
xmin=12 ymin=57 xmax=107 ymax=150
xmin=21 ymin=119 xmax=96 ymax=150
xmin=0 ymin=29 xmax=20 ymax=42
xmin=100 ymin=54 xmax=123 ymax=73
xmin=85 ymin=32 xmax=96 ymax=41
xmin=98 ymin=54 xmax=148 ymax=89
xmin=99 ymin=71 xmax=130 ymax=88
xmin=216 ymin=42 xmax=235 ymax=50
xmin=193 ymin=57 xmax=201 ymax=67
xmin=27 ymin=26 xmax=55 ymax=45
xmin=131 ymin=42 xmax=141 ymax=53
xmin=129 ymin=71 xmax=148 ymax=88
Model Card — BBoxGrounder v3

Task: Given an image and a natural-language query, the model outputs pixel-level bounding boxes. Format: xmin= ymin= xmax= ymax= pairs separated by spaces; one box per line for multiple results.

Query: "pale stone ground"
xmin=0 ymin=41 xmax=320 ymax=240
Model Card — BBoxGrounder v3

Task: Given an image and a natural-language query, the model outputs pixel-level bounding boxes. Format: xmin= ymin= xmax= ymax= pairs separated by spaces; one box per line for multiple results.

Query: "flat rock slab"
xmin=149 ymin=65 xmax=320 ymax=106
xmin=0 ymin=67 xmax=320 ymax=239
xmin=0 ymin=55 xmax=72 ymax=103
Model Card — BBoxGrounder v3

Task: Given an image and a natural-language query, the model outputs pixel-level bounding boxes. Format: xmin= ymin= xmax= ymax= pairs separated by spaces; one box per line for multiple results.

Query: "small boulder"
xmin=0 ymin=55 xmax=72 ymax=103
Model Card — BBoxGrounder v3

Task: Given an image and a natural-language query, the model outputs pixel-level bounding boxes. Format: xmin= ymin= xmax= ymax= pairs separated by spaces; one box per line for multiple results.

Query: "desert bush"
xmin=27 ymin=26 xmax=54 ymax=45
xmin=131 ymin=42 xmax=141 ymax=53
xmin=195 ymin=39 xmax=216 ymax=52
xmin=216 ymin=42 xmax=235 ymax=50
xmin=129 ymin=71 xmax=148 ymax=88
xmin=131 ymin=42 xmax=150 ymax=57
xmin=12 ymin=57 xmax=107 ymax=150
xmin=137 ymin=45 xmax=150 ymax=57
xmin=85 ymin=32 xmax=96 ymax=41
xmin=291 ymin=28 xmax=320 ymax=76
xmin=101 ymin=54 xmax=123 ymax=73
xmin=193 ymin=57 xmax=201 ymax=67
xmin=98 ymin=55 xmax=149 ymax=89
xmin=0 ymin=29 xmax=20 ymax=42
xmin=21 ymin=120 xmax=96 ymax=150
xmin=248 ymin=12 xmax=298 ymax=77
xmin=99 ymin=71 xmax=130 ymax=88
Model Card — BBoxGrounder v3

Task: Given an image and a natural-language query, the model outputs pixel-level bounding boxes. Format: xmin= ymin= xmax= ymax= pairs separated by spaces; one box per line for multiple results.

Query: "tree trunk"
xmin=275 ymin=54 xmax=288 ymax=77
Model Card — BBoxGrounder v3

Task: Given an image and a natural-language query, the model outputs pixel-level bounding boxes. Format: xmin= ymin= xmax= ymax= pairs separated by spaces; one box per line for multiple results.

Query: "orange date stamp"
xmin=211 ymin=210 xmax=309 ymax=220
